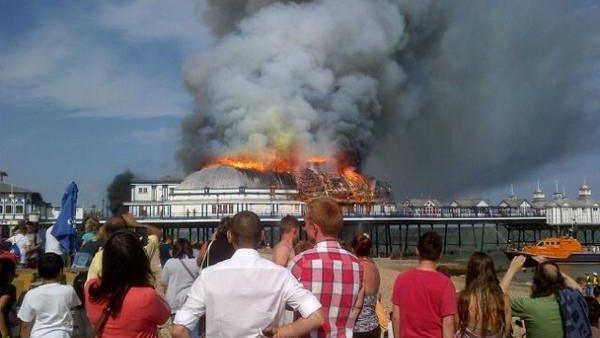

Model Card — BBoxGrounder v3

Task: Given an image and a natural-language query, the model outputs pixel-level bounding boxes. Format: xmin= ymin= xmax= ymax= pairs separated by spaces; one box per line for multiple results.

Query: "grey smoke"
xmin=179 ymin=0 xmax=600 ymax=198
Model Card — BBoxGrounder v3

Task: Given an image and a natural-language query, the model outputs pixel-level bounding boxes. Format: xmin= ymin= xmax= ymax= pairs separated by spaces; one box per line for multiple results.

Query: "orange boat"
xmin=505 ymin=236 xmax=600 ymax=267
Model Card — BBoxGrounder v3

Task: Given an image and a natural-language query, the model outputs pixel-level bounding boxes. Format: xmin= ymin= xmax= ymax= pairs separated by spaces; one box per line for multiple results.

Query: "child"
xmin=0 ymin=254 xmax=17 ymax=338
xmin=18 ymin=253 xmax=81 ymax=338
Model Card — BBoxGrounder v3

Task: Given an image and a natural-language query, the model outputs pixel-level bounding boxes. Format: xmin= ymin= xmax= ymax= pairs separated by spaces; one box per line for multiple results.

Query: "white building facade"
xmin=126 ymin=166 xmax=397 ymax=220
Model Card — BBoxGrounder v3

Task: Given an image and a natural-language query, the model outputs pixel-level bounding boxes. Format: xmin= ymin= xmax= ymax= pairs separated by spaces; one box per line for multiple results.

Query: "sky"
xmin=0 ymin=0 xmax=599 ymax=207
xmin=0 ymin=1 xmax=211 ymax=207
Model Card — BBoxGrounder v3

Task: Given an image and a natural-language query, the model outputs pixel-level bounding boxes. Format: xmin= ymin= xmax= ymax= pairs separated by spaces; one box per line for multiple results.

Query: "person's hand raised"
xmin=508 ymin=255 xmax=527 ymax=272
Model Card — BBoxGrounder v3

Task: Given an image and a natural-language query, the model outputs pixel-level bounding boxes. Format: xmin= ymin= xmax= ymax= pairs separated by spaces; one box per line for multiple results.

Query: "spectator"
xmin=0 ymin=257 xmax=17 ymax=338
xmin=72 ymin=272 xmax=93 ymax=337
xmin=391 ymin=231 xmax=456 ymax=338
xmin=8 ymin=222 xmax=30 ymax=266
xmin=161 ymin=238 xmax=200 ymax=337
xmin=160 ymin=236 xmax=174 ymax=266
xmin=273 ymin=215 xmax=300 ymax=267
xmin=456 ymin=252 xmax=511 ymax=338
xmin=44 ymin=224 xmax=63 ymax=257
xmin=197 ymin=217 xmax=235 ymax=269
xmin=72 ymin=232 xmax=102 ymax=269
xmin=352 ymin=233 xmax=381 ymax=338
xmin=142 ymin=223 xmax=163 ymax=287
xmin=86 ymin=231 xmax=170 ymax=337
xmin=172 ymin=211 xmax=324 ymax=338
xmin=25 ymin=222 xmax=42 ymax=268
xmin=594 ymin=285 xmax=600 ymax=303
xmin=191 ymin=241 xmax=202 ymax=259
xmin=81 ymin=218 xmax=99 ymax=244
xmin=86 ymin=217 xmax=126 ymax=281
xmin=290 ymin=197 xmax=364 ymax=337
xmin=18 ymin=253 xmax=81 ymax=338
xmin=501 ymin=256 xmax=590 ymax=338
xmin=586 ymin=297 xmax=600 ymax=338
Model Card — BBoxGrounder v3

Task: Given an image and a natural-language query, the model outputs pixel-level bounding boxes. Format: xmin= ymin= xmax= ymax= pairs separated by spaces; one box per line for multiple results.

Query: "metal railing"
xmin=132 ymin=206 xmax=546 ymax=220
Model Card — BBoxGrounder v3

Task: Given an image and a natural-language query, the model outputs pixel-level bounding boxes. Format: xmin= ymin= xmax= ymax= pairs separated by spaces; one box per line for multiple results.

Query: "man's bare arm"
xmin=265 ymin=308 xmax=324 ymax=338
xmin=272 ymin=243 xmax=290 ymax=267
xmin=442 ymin=315 xmax=455 ymax=338
xmin=172 ymin=325 xmax=192 ymax=338
xmin=20 ymin=321 xmax=33 ymax=338
xmin=392 ymin=304 xmax=401 ymax=338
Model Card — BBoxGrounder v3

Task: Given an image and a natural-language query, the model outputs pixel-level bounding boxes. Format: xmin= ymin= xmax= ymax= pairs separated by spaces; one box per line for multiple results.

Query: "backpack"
xmin=557 ymin=287 xmax=592 ymax=338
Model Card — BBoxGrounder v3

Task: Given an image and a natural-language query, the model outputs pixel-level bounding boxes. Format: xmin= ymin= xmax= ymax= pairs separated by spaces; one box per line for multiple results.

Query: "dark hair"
xmin=594 ymin=286 xmax=600 ymax=298
xmin=230 ymin=211 xmax=262 ymax=247
xmin=72 ymin=271 xmax=88 ymax=308
xmin=173 ymin=238 xmax=194 ymax=259
xmin=0 ymin=259 xmax=16 ymax=293
xmin=294 ymin=240 xmax=313 ymax=254
xmin=352 ymin=233 xmax=372 ymax=257
xmin=531 ymin=261 xmax=565 ymax=298
xmin=586 ymin=297 xmax=600 ymax=328
xmin=38 ymin=253 xmax=64 ymax=279
xmin=436 ymin=265 xmax=451 ymax=278
xmin=417 ymin=231 xmax=443 ymax=261
xmin=215 ymin=217 xmax=232 ymax=240
xmin=458 ymin=252 xmax=506 ymax=336
xmin=279 ymin=215 xmax=299 ymax=234
xmin=89 ymin=231 xmax=153 ymax=318
xmin=104 ymin=216 xmax=127 ymax=235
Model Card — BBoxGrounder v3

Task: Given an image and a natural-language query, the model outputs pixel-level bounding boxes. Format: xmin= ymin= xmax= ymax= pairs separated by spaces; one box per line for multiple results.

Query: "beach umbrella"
xmin=51 ymin=182 xmax=78 ymax=253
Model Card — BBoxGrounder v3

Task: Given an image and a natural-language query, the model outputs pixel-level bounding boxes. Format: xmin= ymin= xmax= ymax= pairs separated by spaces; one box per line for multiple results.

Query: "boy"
xmin=392 ymin=231 xmax=456 ymax=338
xmin=18 ymin=253 xmax=81 ymax=338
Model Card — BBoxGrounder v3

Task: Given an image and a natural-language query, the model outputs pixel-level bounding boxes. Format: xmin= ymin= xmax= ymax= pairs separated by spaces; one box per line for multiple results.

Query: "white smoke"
xmin=179 ymin=0 xmax=405 ymax=169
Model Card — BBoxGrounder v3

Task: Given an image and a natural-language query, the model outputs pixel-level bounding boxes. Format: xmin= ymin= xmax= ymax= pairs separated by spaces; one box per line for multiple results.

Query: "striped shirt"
xmin=290 ymin=240 xmax=363 ymax=338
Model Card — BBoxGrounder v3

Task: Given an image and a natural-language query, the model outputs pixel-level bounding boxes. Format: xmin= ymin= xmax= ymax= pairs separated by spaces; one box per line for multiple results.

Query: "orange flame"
xmin=203 ymin=151 xmax=374 ymax=202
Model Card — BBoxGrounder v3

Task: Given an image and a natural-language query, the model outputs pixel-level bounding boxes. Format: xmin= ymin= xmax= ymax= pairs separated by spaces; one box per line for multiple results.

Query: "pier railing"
xmin=133 ymin=206 xmax=546 ymax=220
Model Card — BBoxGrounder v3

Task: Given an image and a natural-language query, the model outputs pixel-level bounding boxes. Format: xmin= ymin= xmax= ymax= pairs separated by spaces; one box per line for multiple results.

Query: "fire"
xmin=204 ymin=151 xmax=375 ymax=203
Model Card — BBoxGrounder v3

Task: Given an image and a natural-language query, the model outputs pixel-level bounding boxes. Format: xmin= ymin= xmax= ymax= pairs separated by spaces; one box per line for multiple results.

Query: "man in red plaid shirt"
xmin=290 ymin=197 xmax=364 ymax=338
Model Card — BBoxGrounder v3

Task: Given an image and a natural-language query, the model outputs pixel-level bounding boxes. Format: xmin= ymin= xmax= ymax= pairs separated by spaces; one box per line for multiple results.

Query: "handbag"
xmin=89 ymin=306 xmax=111 ymax=338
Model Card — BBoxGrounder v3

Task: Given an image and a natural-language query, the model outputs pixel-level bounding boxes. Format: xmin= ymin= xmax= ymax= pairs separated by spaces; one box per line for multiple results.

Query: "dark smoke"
xmin=180 ymin=0 xmax=600 ymax=198
xmin=366 ymin=1 xmax=600 ymax=198
xmin=107 ymin=170 xmax=134 ymax=215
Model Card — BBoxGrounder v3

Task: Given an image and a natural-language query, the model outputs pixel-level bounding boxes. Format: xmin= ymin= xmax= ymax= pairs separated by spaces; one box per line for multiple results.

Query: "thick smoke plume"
xmin=107 ymin=170 xmax=134 ymax=215
xmin=179 ymin=0 xmax=600 ymax=198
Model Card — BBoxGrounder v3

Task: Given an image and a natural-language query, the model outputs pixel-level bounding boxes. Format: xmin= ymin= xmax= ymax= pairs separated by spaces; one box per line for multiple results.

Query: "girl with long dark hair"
xmin=456 ymin=252 xmax=511 ymax=338
xmin=85 ymin=231 xmax=170 ymax=337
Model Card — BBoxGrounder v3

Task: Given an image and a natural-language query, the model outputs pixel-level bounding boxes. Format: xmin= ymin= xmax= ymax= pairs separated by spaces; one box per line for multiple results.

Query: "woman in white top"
xmin=161 ymin=238 xmax=199 ymax=337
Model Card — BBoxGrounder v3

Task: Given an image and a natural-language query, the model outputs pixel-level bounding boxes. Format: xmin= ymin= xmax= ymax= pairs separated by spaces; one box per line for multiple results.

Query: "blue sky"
xmin=1 ymin=1 xmax=598 ymax=207
xmin=0 ymin=1 xmax=212 ymax=206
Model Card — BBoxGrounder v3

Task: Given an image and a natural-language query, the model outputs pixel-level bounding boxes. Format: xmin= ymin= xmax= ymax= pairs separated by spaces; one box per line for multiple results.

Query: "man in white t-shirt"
xmin=8 ymin=223 xmax=31 ymax=265
xmin=44 ymin=225 xmax=63 ymax=256
xmin=18 ymin=253 xmax=81 ymax=338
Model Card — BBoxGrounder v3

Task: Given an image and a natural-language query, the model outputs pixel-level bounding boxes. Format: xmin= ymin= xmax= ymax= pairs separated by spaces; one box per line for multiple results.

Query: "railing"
xmin=133 ymin=206 xmax=547 ymax=220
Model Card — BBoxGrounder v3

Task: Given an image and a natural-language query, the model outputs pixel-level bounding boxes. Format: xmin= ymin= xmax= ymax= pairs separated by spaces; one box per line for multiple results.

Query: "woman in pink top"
xmin=85 ymin=231 xmax=170 ymax=338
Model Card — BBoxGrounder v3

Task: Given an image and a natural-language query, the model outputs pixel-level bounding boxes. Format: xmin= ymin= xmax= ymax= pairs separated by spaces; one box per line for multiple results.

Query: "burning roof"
xmin=190 ymin=154 xmax=395 ymax=204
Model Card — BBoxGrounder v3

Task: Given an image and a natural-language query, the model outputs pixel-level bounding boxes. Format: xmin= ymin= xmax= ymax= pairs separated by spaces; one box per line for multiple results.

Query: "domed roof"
xmin=177 ymin=165 xmax=296 ymax=190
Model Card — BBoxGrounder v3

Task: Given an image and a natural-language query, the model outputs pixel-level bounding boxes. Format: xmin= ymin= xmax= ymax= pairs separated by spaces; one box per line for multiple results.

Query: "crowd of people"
xmin=0 ymin=197 xmax=599 ymax=337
